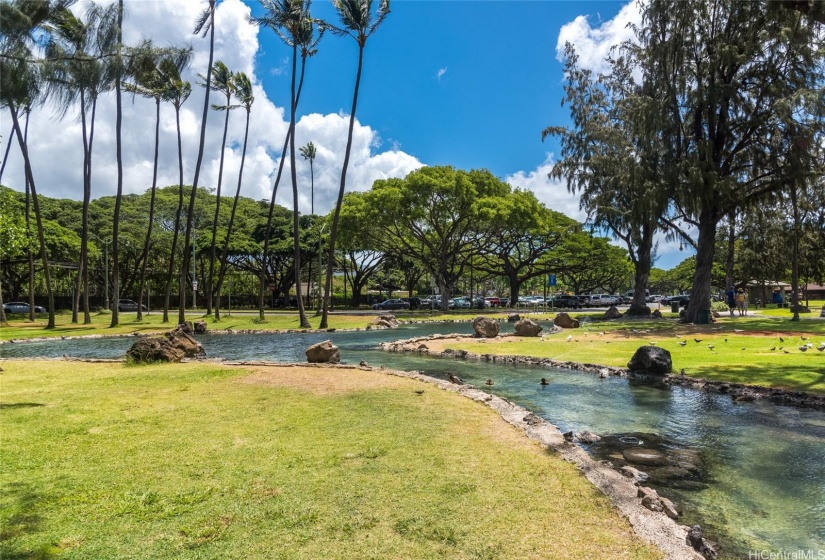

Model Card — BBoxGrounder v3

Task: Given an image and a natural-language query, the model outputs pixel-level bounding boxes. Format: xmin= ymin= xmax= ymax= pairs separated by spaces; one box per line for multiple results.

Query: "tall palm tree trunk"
xmin=75 ymin=89 xmax=90 ymax=325
xmin=320 ymin=44 xmax=363 ymax=328
xmin=137 ymin=97 xmax=161 ymax=321
xmin=10 ymin=105 xmax=55 ymax=328
xmin=215 ymin=107 xmax=250 ymax=321
xmin=258 ymin=57 xmax=307 ymax=320
xmin=84 ymin=97 xmax=98 ymax=323
xmin=110 ymin=0 xmax=124 ymax=328
xmin=206 ymin=101 xmax=231 ymax=316
xmin=23 ymin=108 xmax=35 ymax=323
xmin=163 ymin=106 xmax=186 ymax=323
xmin=287 ymin=45 xmax=310 ymax=328
xmin=0 ymin=124 xmax=15 ymax=183
xmin=180 ymin=4 xmax=216 ymax=325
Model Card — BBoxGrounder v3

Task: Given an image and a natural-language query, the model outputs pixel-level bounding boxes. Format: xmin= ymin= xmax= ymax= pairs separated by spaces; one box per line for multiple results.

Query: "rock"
xmin=371 ymin=315 xmax=399 ymax=329
xmin=305 ymin=340 xmax=340 ymax=363
xmin=637 ymin=486 xmax=663 ymax=512
xmin=651 ymin=309 xmax=663 ymax=318
xmin=193 ymin=320 xmax=207 ymax=334
xmin=622 ymin=447 xmax=669 ymax=466
xmin=472 ymin=316 xmax=500 ymax=338
xmin=126 ymin=328 xmax=206 ymax=363
xmin=620 ymin=465 xmax=649 ymax=483
xmin=514 ymin=318 xmax=543 ymax=337
xmin=603 ymin=306 xmax=622 ymax=319
xmin=712 ymin=311 xmax=721 ymax=318
xmin=686 ymin=525 xmax=718 ymax=559
xmin=177 ymin=321 xmax=194 ymax=334
xmin=507 ymin=313 xmax=520 ymax=323
xmin=573 ymin=431 xmax=601 ymax=444
xmin=660 ymin=497 xmax=679 ymax=519
xmin=553 ymin=312 xmax=580 ymax=329
xmin=627 ymin=346 xmax=672 ymax=374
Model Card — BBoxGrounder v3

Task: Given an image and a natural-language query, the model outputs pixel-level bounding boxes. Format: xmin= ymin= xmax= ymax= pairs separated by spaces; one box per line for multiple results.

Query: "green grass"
xmin=433 ymin=314 xmax=825 ymax=394
xmin=0 ymin=311 xmax=380 ymax=342
xmin=0 ymin=361 xmax=661 ymax=559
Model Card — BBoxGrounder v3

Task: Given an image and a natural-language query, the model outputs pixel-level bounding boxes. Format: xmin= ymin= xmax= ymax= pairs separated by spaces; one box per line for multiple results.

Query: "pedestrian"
xmin=726 ymin=286 xmax=736 ymax=317
xmin=736 ymin=289 xmax=748 ymax=317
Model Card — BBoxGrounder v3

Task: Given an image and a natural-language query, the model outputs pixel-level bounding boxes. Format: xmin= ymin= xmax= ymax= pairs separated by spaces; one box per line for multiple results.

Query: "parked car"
xmin=372 ymin=299 xmax=410 ymax=311
xmin=448 ymin=297 xmax=471 ymax=309
xmin=117 ymin=299 xmax=147 ymax=312
xmin=551 ymin=295 xmax=582 ymax=309
xmin=484 ymin=297 xmax=502 ymax=307
xmin=576 ymin=294 xmax=591 ymax=306
xmin=472 ymin=297 xmax=489 ymax=309
xmin=418 ymin=298 xmax=436 ymax=309
xmin=3 ymin=301 xmax=46 ymax=314
xmin=648 ymin=294 xmax=664 ymax=304
xmin=663 ymin=295 xmax=690 ymax=307
xmin=589 ymin=294 xmax=619 ymax=307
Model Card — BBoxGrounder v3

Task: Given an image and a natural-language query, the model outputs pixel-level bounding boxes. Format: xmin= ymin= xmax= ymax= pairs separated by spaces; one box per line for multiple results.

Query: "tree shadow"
xmin=0 ymin=483 xmax=49 ymax=559
xmin=692 ymin=363 xmax=825 ymax=393
xmin=0 ymin=403 xmax=45 ymax=410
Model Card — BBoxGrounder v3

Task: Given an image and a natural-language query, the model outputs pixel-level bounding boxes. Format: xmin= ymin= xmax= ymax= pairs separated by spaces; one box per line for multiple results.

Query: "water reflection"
xmin=2 ymin=323 xmax=824 ymax=557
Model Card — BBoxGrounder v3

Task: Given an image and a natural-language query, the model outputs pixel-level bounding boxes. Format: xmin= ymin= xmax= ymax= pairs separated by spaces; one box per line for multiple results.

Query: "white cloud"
xmin=1 ymin=0 xmax=422 ymax=216
xmin=556 ymin=0 xmax=643 ymax=74
xmin=436 ymin=67 xmax=447 ymax=81
xmin=505 ymin=154 xmax=585 ymax=222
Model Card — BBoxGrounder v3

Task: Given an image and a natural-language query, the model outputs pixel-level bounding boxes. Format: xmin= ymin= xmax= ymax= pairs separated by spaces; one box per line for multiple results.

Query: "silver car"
xmin=3 ymin=301 xmax=46 ymax=314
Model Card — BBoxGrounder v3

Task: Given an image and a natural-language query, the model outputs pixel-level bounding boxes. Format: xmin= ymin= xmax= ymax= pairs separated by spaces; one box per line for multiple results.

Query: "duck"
xmin=484 ymin=378 xmax=494 ymax=386
xmin=540 ymin=378 xmax=550 ymax=386
xmin=448 ymin=374 xmax=464 ymax=385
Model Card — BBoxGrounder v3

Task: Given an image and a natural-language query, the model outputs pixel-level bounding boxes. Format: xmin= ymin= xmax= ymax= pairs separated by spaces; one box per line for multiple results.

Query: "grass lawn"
xmin=426 ymin=313 xmax=825 ymax=394
xmin=0 ymin=361 xmax=661 ymax=560
xmin=0 ymin=311 xmax=380 ymax=342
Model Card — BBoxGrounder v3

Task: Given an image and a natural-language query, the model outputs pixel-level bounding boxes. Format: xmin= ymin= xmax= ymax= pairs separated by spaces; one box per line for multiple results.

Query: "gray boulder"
xmin=514 ymin=318 xmax=543 ymax=337
xmin=194 ymin=320 xmax=207 ymax=334
xmin=177 ymin=321 xmax=194 ymax=334
xmin=306 ymin=340 xmax=340 ymax=363
xmin=371 ymin=314 xmax=399 ymax=329
xmin=507 ymin=313 xmax=520 ymax=323
xmin=472 ymin=316 xmax=500 ymax=338
xmin=627 ymin=346 xmax=672 ymax=374
xmin=126 ymin=327 xmax=206 ymax=363
xmin=553 ymin=312 xmax=580 ymax=329
xmin=603 ymin=306 xmax=622 ymax=319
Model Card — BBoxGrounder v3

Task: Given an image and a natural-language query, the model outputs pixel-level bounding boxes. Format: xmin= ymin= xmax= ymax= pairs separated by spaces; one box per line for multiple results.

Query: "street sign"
xmin=192 ymin=281 xmax=199 ymax=291
xmin=547 ymin=274 xmax=557 ymax=287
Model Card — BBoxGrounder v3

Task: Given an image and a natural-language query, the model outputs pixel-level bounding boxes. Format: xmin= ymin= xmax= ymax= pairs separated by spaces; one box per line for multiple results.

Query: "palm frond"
xmin=193 ymin=1 xmax=215 ymax=38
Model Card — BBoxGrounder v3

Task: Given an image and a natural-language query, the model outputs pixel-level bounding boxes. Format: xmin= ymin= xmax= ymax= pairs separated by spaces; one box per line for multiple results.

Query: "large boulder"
xmin=126 ymin=327 xmax=206 ymax=363
xmin=472 ymin=316 xmax=500 ymax=338
xmin=514 ymin=318 xmax=543 ymax=337
xmin=603 ymin=306 xmax=622 ymax=319
xmin=177 ymin=321 xmax=194 ymax=334
xmin=627 ymin=346 xmax=672 ymax=374
xmin=507 ymin=313 xmax=520 ymax=323
xmin=306 ymin=340 xmax=340 ymax=363
xmin=553 ymin=312 xmax=580 ymax=329
xmin=194 ymin=320 xmax=207 ymax=334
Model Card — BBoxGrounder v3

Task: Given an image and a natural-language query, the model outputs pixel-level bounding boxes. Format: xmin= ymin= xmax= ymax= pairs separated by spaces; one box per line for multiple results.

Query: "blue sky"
xmin=247 ymin=0 xmax=625 ymax=180
xmin=2 ymin=0 xmax=689 ymax=269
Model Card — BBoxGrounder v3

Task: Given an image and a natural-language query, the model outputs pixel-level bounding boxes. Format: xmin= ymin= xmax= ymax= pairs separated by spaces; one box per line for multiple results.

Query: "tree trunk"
xmin=725 ymin=211 xmax=735 ymax=289
xmin=626 ymin=225 xmax=653 ymax=317
xmin=321 ymin=44 xmax=364 ymax=328
xmin=137 ymin=98 xmax=161 ymax=321
xmin=180 ymin=2 xmax=215 ymax=325
xmin=684 ymin=205 xmax=718 ymax=323
xmin=508 ymin=274 xmax=522 ymax=308
xmin=110 ymin=0 xmax=124 ymax=328
xmin=0 ymin=123 xmax=14 ymax=183
xmin=83 ymin=97 xmax=98 ymax=323
xmin=10 ymin=106 xmax=55 ymax=329
xmin=215 ymin=107 xmax=251 ymax=322
xmin=790 ymin=185 xmax=801 ymax=321
xmin=163 ymin=106 xmax=185 ymax=323
xmin=206 ymin=95 xmax=232 ymax=316
xmin=23 ymin=109 xmax=35 ymax=323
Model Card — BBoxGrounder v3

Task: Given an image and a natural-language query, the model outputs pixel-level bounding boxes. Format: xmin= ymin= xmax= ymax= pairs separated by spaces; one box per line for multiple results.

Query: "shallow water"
xmin=3 ymin=322 xmax=824 ymax=557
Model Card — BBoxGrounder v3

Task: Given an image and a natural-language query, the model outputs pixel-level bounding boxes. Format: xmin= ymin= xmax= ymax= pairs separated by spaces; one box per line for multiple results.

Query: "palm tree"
xmin=158 ymin=57 xmax=192 ymax=323
xmin=319 ymin=0 xmax=390 ymax=328
xmin=109 ymin=0 xmax=124 ymax=328
xmin=299 ymin=141 xmax=316 ymax=214
xmin=45 ymin=4 xmax=116 ymax=324
xmin=180 ymin=0 xmax=217 ymax=325
xmin=254 ymin=0 xmax=322 ymax=328
xmin=214 ymin=71 xmax=253 ymax=321
xmin=126 ymin=44 xmax=192 ymax=321
xmin=0 ymin=0 xmax=72 ymax=329
xmin=200 ymin=60 xmax=237 ymax=316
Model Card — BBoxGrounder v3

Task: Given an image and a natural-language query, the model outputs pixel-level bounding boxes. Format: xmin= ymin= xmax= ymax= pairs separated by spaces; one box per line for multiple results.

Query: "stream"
xmin=3 ymin=321 xmax=824 ymax=558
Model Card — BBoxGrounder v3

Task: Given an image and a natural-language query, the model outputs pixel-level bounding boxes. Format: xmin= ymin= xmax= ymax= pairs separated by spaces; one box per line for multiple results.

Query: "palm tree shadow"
xmin=0 ymin=403 xmax=45 ymax=410
xmin=0 ymin=483 xmax=46 ymax=558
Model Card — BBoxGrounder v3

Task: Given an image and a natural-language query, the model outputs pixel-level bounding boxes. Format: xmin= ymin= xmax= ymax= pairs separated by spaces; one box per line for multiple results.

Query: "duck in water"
xmin=540 ymin=378 xmax=550 ymax=386
xmin=485 ymin=379 xmax=494 ymax=386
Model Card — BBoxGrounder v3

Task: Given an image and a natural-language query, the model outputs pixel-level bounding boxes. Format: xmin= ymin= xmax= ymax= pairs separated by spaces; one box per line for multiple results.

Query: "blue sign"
xmin=547 ymin=274 xmax=557 ymax=287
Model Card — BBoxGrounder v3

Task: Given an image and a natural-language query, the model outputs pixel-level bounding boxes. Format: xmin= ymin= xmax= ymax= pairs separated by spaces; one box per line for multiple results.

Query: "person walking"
xmin=735 ymin=289 xmax=748 ymax=317
xmin=726 ymin=286 xmax=736 ymax=317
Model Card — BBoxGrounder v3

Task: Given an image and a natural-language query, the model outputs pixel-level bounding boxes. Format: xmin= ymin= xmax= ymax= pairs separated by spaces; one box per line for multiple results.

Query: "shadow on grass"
xmin=692 ymin=362 xmax=825 ymax=393
xmin=0 ymin=403 xmax=45 ymax=410
xmin=0 ymin=483 xmax=50 ymax=559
